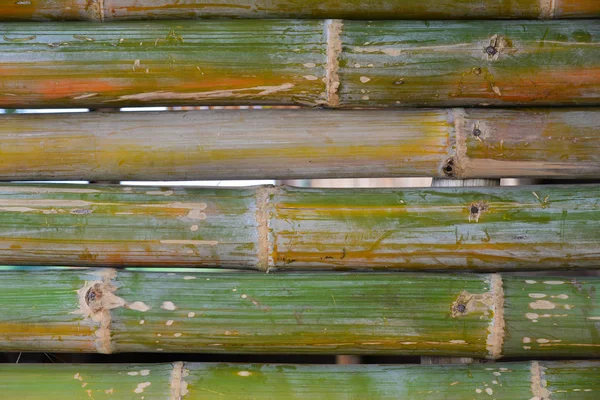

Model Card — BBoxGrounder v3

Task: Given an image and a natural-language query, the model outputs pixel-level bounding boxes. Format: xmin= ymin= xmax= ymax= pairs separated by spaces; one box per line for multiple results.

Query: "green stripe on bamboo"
xmin=0 ymin=20 xmax=597 ymax=108
xmin=0 ymin=269 xmax=598 ymax=357
xmin=0 ymin=361 xmax=598 ymax=399
xmin=0 ymin=184 xmax=598 ymax=270
xmin=1 ymin=0 xmax=598 ymax=21
xmin=1 ymin=108 xmax=599 ymax=180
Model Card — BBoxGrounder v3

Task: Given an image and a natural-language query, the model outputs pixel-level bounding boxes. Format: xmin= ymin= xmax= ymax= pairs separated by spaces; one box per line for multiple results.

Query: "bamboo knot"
xmin=451 ymin=274 xmax=505 ymax=359
xmin=74 ymin=268 xmax=152 ymax=354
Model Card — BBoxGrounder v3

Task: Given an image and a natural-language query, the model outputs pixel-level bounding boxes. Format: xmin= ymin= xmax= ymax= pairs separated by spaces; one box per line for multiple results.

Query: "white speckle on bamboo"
xmin=543 ymin=281 xmax=565 ymax=285
xmin=526 ymin=313 xmax=539 ymax=321
xmin=237 ymin=371 xmax=252 ymax=377
xmin=161 ymin=301 xmax=177 ymax=310
xmin=360 ymin=76 xmax=371 ymax=83
xmin=528 ymin=293 xmax=547 ymax=299
xmin=188 ymin=312 xmax=195 ymax=318
xmin=140 ymin=370 xmax=150 ymax=376
xmin=128 ymin=301 xmax=151 ymax=312
xmin=134 ymin=382 xmax=151 ymax=394
xmin=529 ymin=300 xmax=556 ymax=310
xmin=166 ymin=320 xmax=174 ymax=326
xmin=183 ymin=276 xmax=196 ymax=280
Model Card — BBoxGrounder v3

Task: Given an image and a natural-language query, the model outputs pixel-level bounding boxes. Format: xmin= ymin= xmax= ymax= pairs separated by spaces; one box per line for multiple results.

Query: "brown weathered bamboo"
xmin=0 ymin=183 xmax=598 ymax=270
xmin=0 ymin=20 xmax=598 ymax=108
xmin=2 ymin=108 xmax=598 ymax=180
xmin=0 ymin=268 xmax=598 ymax=358
xmin=1 ymin=0 xmax=598 ymax=21
xmin=0 ymin=361 xmax=598 ymax=399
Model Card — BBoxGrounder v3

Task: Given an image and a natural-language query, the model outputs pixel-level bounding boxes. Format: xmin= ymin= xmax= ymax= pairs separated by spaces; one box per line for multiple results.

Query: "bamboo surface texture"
xmin=0 ymin=184 xmax=598 ymax=270
xmin=2 ymin=108 xmax=599 ymax=180
xmin=0 ymin=20 xmax=598 ymax=108
xmin=1 ymin=269 xmax=599 ymax=358
xmin=1 ymin=0 xmax=599 ymax=21
xmin=0 ymin=361 xmax=598 ymax=399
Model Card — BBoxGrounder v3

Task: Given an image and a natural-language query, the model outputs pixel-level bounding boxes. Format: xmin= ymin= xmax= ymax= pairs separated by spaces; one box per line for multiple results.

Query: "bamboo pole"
xmin=0 ymin=361 xmax=598 ymax=399
xmin=0 ymin=20 xmax=597 ymax=108
xmin=1 ymin=0 xmax=598 ymax=21
xmin=1 ymin=108 xmax=598 ymax=181
xmin=0 ymin=268 xmax=598 ymax=357
xmin=0 ymin=183 xmax=598 ymax=270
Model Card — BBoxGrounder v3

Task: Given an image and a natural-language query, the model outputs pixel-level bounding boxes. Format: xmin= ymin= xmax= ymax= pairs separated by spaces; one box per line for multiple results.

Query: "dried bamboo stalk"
xmin=0 ymin=0 xmax=598 ymax=21
xmin=0 ymin=183 xmax=598 ymax=270
xmin=0 ymin=20 xmax=597 ymax=108
xmin=0 ymin=361 xmax=598 ymax=399
xmin=0 ymin=268 xmax=598 ymax=357
xmin=2 ymin=108 xmax=598 ymax=181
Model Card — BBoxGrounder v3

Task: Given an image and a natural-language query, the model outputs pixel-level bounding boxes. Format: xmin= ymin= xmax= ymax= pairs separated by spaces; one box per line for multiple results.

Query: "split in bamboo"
xmin=1 ymin=108 xmax=599 ymax=180
xmin=0 ymin=0 xmax=598 ymax=21
xmin=0 ymin=183 xmax=598 ymax=270
xmin=0 ymin=361 xmax=598 ymax=399
xmin=0 ymin=268 xmax=598 ymax=358
xmin=0 ymin=20 xmax=598 ymax=108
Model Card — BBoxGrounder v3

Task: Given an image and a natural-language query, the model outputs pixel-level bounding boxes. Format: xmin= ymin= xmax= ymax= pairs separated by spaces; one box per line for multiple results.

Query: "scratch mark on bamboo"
xmin=325 ymin=19 xmax=342 ymax=107
xmin=107 ymin=84 xmax=296 ymax=103
xmin=531 ymin=361 xmax=551 ymax=399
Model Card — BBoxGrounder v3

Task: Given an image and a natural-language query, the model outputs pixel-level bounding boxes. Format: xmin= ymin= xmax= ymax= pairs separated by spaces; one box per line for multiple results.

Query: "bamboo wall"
xmin=0 ymin=2 xmax=599 ymax=398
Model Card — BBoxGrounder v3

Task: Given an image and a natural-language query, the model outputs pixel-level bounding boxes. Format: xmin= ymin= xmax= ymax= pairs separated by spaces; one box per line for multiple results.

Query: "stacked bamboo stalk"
xmin=0 ymin=184 xmax=597 ymax=270
xmin=1 ymin=108 xmax=599 ymax=180
xmin=1 ymin=2 xmax=599 ymax=398
xmin=0 ymin=268 xmax=598 ymax=358
xmin=0 ymin=361 xmax=598 ymax=399
xmin=0 ymin=20 xmax=598 ymax=108
xmin=1 ymin=0 xmax=598 ymax=21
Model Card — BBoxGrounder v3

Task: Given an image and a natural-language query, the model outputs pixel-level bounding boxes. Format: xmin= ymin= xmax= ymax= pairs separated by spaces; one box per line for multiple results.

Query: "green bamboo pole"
xmin=0 ymin=20 xmax=597 ymax=108
xmin=1 ymin=0 xmax=598 ymax=21
xmin=0 ymin=269 xmax=598 ymax=357
xmin=0 ymin=361 xmax=598 ymax=399
xmin=2 ymin=108 xmax=599 ymax=181
xmin=0 ymin=183 xmax=598 ymax=270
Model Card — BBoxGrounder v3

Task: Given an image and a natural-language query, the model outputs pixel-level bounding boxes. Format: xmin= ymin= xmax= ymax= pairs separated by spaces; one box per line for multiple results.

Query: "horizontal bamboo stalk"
xmin=0 ymin=20 xmax=597 ymax=108
xmin=0 ymin=269 xmax=598 ymax=357
xmin=1 ymin=0 xmax=599 ymax=21
xmin=2 ymin=108 xmax=599 ymax=180
xmin=0 ymin=184 xmax=598 ymax=270
xmin=0 ymin=361 xmax=598 ymax=399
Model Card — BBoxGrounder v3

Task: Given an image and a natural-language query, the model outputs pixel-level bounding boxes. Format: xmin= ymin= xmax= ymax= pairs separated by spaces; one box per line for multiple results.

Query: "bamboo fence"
xmin=1 ymin=0 xmax=598 ymax=21
xmin=1 ymin=108 xmax=598 ymax=180
xmin=0 ymin=20 xmax=598 ymax=108
xmin=0 ymin=184 xmax=597 ymax=270
xmin=0 ymin=268 xmax=598 ymax=358
xmin=0 ymin=361 xmax=598 ymax=399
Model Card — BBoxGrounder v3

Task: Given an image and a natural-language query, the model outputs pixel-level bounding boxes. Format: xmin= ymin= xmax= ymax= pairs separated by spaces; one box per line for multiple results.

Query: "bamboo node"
xmin=325 ymin=19 xmax=343 ymax=107
xmin=488 ymin=274 xmax=505 ymax=359
xmin=170 ymin=361 xmax=189 ymax=400
xmin=531 ymin=361 xmax=552 ymax=399
xmin=451 ymin=274 xmax=505 ymax=359
xmin=74 ymin=268 xmax=152 ymax=354
xmin=255 ymin=186 xmax=278 ymax=272
xmin=539 ymin=0 xmax=557 ymax=19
